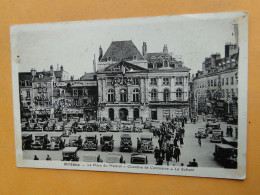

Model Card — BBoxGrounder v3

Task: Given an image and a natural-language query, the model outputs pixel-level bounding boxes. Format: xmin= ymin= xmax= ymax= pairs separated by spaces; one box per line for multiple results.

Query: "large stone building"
xmin=97 ymin=40 xmax=190 ymax=121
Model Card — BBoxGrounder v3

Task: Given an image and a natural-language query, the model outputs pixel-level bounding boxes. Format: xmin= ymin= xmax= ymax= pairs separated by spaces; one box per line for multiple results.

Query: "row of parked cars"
xmin=61 ymin=147 xmax=148 ymax=164
xmin=22 ymin=133 xmax=154 ymax=153
xmin=195 ymin=117 xmax=237 ymax=169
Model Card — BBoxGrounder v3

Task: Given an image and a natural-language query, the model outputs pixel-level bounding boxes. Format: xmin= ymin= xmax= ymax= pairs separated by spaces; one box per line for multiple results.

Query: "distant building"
xmin=97 ymin=40 xmax=190 ymax=121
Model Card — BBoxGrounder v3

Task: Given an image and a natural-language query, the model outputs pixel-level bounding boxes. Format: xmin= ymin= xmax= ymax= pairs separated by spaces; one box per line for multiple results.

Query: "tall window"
xmin=73 ymin=89 xmax=78 ymax=96
xmin=222 ymin=78 xmax=224 ymax=85
xmin=164 ymin=60 xmax=169 ymax=67
xmin=120 ymin=89 xmax=127 ymax=102
xmin=176 ymin=88 xmax=183 ymax=101
xmin=108 ymin=89 xmax=114 ymax=102
xmin=231 ymin=77 xmax=234 ymax=85
xmin=214 ymin=79 xmax=217 ymax=86
xmin=151 ymin=89 xmax=157 ymax=101
xmin=132 ymin=89 xmax=140 ymax=102
xmin=226 ymin=89 xmax=229 ymax=98
xmin=150 ymin=78 xmax=157 ymax=85
xmin=163 ymin=89 xmax=170 ymax=102
xmin=132 ymin=78 xmax=140 ymax=85
xmin=226 ymin=78 xmax=229 ymax=85
xmin=163 ymin=78 xmax=170 ymax=85
xmin=176 ymin=77 xmax=183 ymax=85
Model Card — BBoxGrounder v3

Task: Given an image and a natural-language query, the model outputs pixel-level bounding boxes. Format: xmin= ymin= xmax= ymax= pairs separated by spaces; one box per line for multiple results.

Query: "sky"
xmin=14 ymin=12 xmax=240 ymax=79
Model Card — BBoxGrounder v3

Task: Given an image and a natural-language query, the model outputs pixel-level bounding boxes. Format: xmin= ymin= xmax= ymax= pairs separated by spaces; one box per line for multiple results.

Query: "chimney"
xmin=142 ymin=42 xmax=147 ymax=59
xmin=50 ymin=65 xmax=54 ymax=73
xmin=31 ymin=68 xmax=36 ymax=77
xmin=233 ymin=24 xmax=239 ymax=47
xmin=93 ymin=54 xmax=96 ymax=73
xmin=99 ymin=46 xmax=103 ymax=61
xmin=60 ymin=65 xmax=64 ymax=71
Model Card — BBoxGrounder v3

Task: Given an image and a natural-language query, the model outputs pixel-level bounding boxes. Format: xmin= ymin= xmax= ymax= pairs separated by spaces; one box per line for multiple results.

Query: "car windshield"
xmin=51 ymin=137 xmax=58 ymax=141
xmin=132 ymin=157 xmax=145 ymax=164
xmin=103 ymin=136 xmax=111 ymax=141
xmin=35 ymin=136 xmax=43 ymax=140
xmin=122 ymin=138 xmax=131 ymax=141
xmin=86 ymin=137 xmax=95 ymax=140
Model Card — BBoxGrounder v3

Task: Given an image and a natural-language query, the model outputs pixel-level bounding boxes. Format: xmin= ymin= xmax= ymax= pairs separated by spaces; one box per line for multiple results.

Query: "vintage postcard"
xmin=10 ymin=11 xmax=248 ymax=179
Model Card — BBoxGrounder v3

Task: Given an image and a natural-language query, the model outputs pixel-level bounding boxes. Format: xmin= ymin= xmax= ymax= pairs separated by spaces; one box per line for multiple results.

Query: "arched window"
xmin=132 ymin=89 xmax=140 ymax=102
xmin=133 ymin=108 xmax=140 ymax=120
xmin=120 ymin=89 xmax=127 ymax=102
xmin=151 ymin=89 xmax=157 ymax=101
xmin=163 ymin=89 xmax=170 ymax=102
xmin=176 ymin=88 xmax=183 ymax=101
xmin=109 ymin=108 xmax=114 ymax=121
xmin=108 ymin=89 xmax=114 ymax=102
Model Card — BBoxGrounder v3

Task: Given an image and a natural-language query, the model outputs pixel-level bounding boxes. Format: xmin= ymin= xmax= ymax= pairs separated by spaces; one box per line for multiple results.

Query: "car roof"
xmin=35 ymin=133 xmax=48 ymax=136
xmin=62 ymin=147 xmax=78 ymax=153
xmin=140 ymin=134 xmax=152 ymax=139
xmin=69 ymin=135 xmax=79 ymax=139
xmin=85 ymin=135 xmax=96 ymax=138
xmin=131 ymin=153 xmax=147 ymax=158
xmin=216 ymin=144 xmax=236 ymax=149
xmin=102 ymin=133 xmax=113 ymax=137
xmin=22 ymin=133 xmax=32 ymax=137
xmin=121 ymin=134 xmax=131 ymax=138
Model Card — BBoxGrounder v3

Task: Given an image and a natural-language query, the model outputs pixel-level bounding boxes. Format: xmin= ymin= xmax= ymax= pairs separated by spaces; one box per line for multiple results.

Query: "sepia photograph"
xmin=11 ymin=11 xmax=248 ymax=179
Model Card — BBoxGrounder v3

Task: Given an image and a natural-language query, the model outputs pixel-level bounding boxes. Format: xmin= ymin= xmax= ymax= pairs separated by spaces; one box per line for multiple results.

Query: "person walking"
xmin=180 ymin=136 xmax=184 ymax=147
xmin=46 ymin=155 xmax=51 ymax=161
xmin=174 ymin=146 xmax=181 ymax=162
xmin=154 ymin=146 xmax=160 ymax=162
xmin=137 ymin=138 xmax=141 ymax=153
xmin=198 ymin=136 xmax=201 ymax=147
xmin=34 ymin=155 xmax=39 ymax=160
xmin=165 ymin=148 xmax=171 ymax=166
xmin=230 ymin=126 xmax=233 ymax=137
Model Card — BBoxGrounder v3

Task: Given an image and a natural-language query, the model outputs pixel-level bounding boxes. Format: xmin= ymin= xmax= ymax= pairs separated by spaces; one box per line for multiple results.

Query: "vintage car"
xmin=83 ymin=154 xmax=103 ymax=162
xmin=100 ymin=134 xmax=114 ymax=152
xmin=82 ymin=135 xmax=98 ymax=150
xmin=62 ymin=147 xmax=79 ymax=161
xmin=221 ymin=137 xmax=238 ymax=147
xmin=213 ymin=144 xmax=237 ymax=168
xmin=207 ymin=123 xmax=221 ymax=134
xmin=210 ymin=130 xmax=223 ymax=143
xmin=110 ymin=121 xmax=120 ymax=132
xmin=122 ymin=122 xmax=134 ymax=132
xmin=120 ymin=134 xmax=133 ymax=152
xmin=66 ymin=135 xmax=82 ymax=149
xmin=71 ymin=121 xmax=84 ymax=132
xmin=22 ymin=133 xmax=33 ymax=150
xmin=140 ymin=135 xmax=154 ymax=153
xmin=63 ymin=125 xmax=72 ymax=137
xmin=206 ymin=117 xmax=217 ymax=125
xmin=149 ymin=121 xmax=161 ymax=132
xmin=130 ymin=153 xmax=148 ymax=164
xmin=46 ymin=135 xmax=64 ymax=150
xmin=106 ymin=153 xmax=125 ymax=163
xmin=31 ymin=133 xmax=49 ymax=150
xmin=143 ymin=118 xmax=152 ymax=129
xmin=98 ymin=123 xmax=110 ymax=132
xmin=227 ymin=116 xmax=238 ymax=124
xmin=195 ymin=128 xmax=208 ymax=138
xmin=133 ymin=121 xmax=143 ymax=132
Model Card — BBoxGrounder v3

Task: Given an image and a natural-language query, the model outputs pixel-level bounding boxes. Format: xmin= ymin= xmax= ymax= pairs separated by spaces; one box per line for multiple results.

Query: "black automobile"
xmin=100 ymin=134 xmax=114 ymax=152
xmin=22 ymin=133 xmax=33 ymax=150
xmin=213 ymin=144 xmax=237 ymax=168
xmin=83 ymin=135 xmax=98 ymax=150
xmin=31 ymin=133 xmax=49 ymax=150
xmin=62 ymin=147 xmax=79 ymax=161
xmin=120 ymin=134 xmax=133 ymax=152
xmin=130 ymin=153 xmax=148 ymax=164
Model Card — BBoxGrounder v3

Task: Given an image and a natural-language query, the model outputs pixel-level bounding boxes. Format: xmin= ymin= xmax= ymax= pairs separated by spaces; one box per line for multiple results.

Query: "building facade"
xmin=97 ymin=40 xmax=190 ymax=121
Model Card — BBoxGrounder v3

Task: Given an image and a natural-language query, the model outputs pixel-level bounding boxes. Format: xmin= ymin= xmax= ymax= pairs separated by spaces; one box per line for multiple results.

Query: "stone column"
xmin=158 ymin=77 xmax=162 ymax=101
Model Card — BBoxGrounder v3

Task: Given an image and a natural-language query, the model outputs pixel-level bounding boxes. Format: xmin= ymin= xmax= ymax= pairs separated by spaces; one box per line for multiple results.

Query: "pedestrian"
xmin=154 ymin=146 xmax=160 ymax=162
xmin=230 ymin=126 xmax=233 ymax=137
xmin=182 ymin=120 xmax=185 ymax=128
xmin=173 ymin=146 xmax=181 ymax=162
xmin=137 ymin=138 xmax=141 ymax=153
xmin=46 ymin=155 xmax=51 ymax=161
xmin=226 ymin=126 xmax=229 ymax=136
xmin=188 ymin=158 xmax=198 ymax=167
xmin=173 ymin=137 xmax=178 ymax=147
xmin=34 ymin=155 xmax=39 ymax=160
xmin=198 ymin=137 xmax=201 ymax=147
xmin=180 ymin=136 xmax=184 ymax=147
xmin=166 ymin=148 xmax=171 ymax=166
xmin=235 ymin=127 xmax=238 ymax=138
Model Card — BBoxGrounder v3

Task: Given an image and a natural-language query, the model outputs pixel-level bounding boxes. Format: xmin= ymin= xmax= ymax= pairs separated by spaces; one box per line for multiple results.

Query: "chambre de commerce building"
xmin=96 ymin=40 xmax=190 ymax=122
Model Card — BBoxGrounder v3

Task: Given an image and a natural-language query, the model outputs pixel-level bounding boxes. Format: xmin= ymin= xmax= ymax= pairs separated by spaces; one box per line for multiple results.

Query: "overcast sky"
xmin=14 ymin=12 xmax=240 ymax=79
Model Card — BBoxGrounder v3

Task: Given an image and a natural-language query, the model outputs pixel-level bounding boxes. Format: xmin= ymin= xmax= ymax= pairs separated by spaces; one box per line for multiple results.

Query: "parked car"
xmin=98 ymin=123 xmax=109 ymax=132
xmin=106 ymin=153 xmax=125 ymax=163
xmin=31 ymin=133 xmax=49 ymax=150
xmin=195 ymin=128 xmax=208 ymax=138
xmin=83 ymin=154 xmax=103 ymax=162
xmin=143 ymin=119 xmax=152 ymax=129
xmin=130 ymin=153 xmax=148 ymax=164
xmin=206 ymin=117 xmax=217 ymax=125
xmin=140 ymin=135 xmax=154 ymax=153
xmin=133 ymin=121 xmax=143 ymax=132
xmin=100 ymin=134 xmax=114 ymax=152
xmin=63 ymin=125 xmax=72 ymax=137
xmin=207 ymin=123 xmax=221 ymax=134
xmin=46 ymin=135 xmax=64 ymax=150
xmin=227 ymin=116 xmax=238 ymax=124
xmin=210 ymin=130 xmax=223 ymax=143
xmin=120 ymin=134 xmax=133 ymax=152
xmin=110 ymin=121 xmax=120 ymax=132
xmin=62 ymin=147 xmax=79 ymax=161
xmin=83 ymin=135 xmax=98 ymax=150
xmin=213 ymin=144 xmax=237 ymax=168
xmin=22 ymin=133 xmax=33 ymax=150
xmin=66 ymin=135 xmax=82 ymax=149
xmin=122 ymin=122 xmax=133 ymax=132
xmin=221 ymin=137 xmax=238 ymax=147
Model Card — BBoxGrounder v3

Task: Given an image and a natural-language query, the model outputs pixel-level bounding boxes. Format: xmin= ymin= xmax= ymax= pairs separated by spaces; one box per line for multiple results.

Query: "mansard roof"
xmin=100 ymin=40 xmax=145 ymax=62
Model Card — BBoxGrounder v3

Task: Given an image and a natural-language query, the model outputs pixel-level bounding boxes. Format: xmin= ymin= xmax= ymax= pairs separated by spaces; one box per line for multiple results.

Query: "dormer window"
xmin=164 ymin=60 xmax=169 ymax=67
xmin=39 ymin=74 xmax=43 ymax=78
xmin=108 ymin=57 xmax=111 ymax=61
xmin=133 ymin=55 xmax=136 ymax=60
